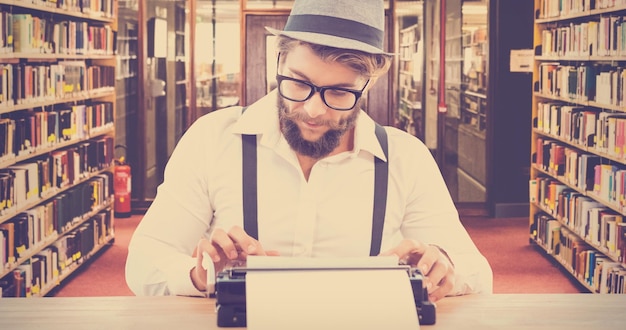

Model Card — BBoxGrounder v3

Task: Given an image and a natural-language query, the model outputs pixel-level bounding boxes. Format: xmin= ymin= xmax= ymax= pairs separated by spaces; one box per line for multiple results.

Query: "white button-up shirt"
xmin=125 ymin=90 xmax=493 ymax=297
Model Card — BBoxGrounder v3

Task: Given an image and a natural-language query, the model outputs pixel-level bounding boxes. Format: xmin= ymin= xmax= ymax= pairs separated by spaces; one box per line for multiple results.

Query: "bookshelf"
xmin=0 ymin=0 xmax=117 ymax=297
xmin=460 ymin=28 xmax=487 ymax=134
xmin=173 ymin=1 xmax=187 ymax=143
xmin=397 ymin=23 xmax=423 ymax=140
xmin=115 ymin=0 xmax=138 ymax=172
xmin=150 ymin=0 xmax=189 ymax=194
xmin=457 ymin=26 xmax=487 ymax=202
xmin=530 ymin=0 xmax=626 ymax=293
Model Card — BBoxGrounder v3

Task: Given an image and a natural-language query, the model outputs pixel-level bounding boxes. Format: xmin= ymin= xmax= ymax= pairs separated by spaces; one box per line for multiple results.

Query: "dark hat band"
xmin=284 ymin=14 xmax=384 ymax=50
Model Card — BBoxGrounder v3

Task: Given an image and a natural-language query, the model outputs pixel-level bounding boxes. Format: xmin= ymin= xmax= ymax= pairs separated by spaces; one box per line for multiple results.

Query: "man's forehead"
xmin=280 ymin=47 xmax=366 ymax=86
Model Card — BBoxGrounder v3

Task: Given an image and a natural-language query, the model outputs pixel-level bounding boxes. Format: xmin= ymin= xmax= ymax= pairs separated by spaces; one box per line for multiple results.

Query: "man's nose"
xmin=303 ymin=91 xmax=327 ymax=118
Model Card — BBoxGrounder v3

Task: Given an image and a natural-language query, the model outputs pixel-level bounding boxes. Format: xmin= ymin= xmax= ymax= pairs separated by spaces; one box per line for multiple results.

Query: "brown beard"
xmin=277 ymin=95 xmax=359 ymax=159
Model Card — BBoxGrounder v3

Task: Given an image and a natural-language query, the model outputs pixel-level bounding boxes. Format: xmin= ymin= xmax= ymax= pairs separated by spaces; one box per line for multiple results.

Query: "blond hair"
xmin=275 ymin=36 xmax=392 ymax=79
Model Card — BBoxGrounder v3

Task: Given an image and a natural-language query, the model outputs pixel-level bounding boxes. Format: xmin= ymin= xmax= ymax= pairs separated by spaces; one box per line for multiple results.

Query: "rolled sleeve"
xmin=447 ymin=250 xmax=494 ymax=296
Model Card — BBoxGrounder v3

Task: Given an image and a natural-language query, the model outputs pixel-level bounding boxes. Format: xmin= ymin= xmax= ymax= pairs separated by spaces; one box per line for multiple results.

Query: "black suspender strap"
xmin=241 ymin=133 xmax=258 ymax=239
xmin=241 ymin=107 xmax=259 ymax=240
xmin=241 ymin=109 xmax=389 ymax=251
xmin=369 ymin=123 xmax=389 ymax=256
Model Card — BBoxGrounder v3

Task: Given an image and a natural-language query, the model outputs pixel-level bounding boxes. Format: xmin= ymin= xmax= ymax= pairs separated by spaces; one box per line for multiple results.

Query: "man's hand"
xmin=190 ymin=226 xmax=280 ymax=292
xmin=380 ymin=239 xmax=455 ymax=302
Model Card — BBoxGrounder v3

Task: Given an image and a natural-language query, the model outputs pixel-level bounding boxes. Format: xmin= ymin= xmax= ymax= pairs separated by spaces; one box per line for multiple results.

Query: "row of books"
xmin=398 ymin=47 xmax=418 ymax=64
xmin=0 ymin=209 xmax=113 ymax=297
xmin=0 ymin=175 xmax=111 ymax=272
xmin=114 ymin=56 xmax=137 ymax=80
xmin=0 ymin=175 xmax=112 ymax=271
xmin=538 ymin=0 xmax=626 ymax=19
xmin=535 ymin=137 xmax=597 ymax=188
xmin=0 ymin=102 xmax=114 ymax=161
xmin=5 ymin=0 xmax=117 ymax=17
xmin=532 ymin=212 xmax=626 ymax=293
xmin=0 ymin=12 xmax=116 ymax=55
xmin=0 ymin=136 xmax=114 ymax=215
xmin=399 ymin=25 xmax=418 ymax=47
xmin=537 ymin=62 xmax=625 ymax=106
xmin=531 ymin=176 xmax=626 ymax=256
xmin=534 ymin=137 xmax=626 ymax=209
xmin=540 ymin=15 xmax=626 ymax=57
xmin=536 ymin=102 xmax=626 ymax=159
xmin=0 ymin=62 xmax=114 ymax=108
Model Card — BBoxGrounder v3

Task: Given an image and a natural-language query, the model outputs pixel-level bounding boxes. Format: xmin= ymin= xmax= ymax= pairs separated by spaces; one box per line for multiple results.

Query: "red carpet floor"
xmin=461 ymin=216 xmax=582 ymax=293
xmin=51 ymin=215 xmax=583 ymax=297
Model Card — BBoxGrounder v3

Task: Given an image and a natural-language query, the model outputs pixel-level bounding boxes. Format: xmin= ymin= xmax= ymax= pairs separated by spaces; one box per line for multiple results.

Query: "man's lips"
xmin=302 ymin=119 xmax=324 ymax=128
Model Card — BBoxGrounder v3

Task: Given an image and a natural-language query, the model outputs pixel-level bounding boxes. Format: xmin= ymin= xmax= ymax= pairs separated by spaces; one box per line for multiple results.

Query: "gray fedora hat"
xmin=266 ymin=0 xmax=391 ymax=55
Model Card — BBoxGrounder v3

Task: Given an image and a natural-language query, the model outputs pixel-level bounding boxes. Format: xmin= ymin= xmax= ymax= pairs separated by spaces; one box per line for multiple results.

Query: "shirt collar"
xmin=231 ymin=89 xmax=387 ymax=162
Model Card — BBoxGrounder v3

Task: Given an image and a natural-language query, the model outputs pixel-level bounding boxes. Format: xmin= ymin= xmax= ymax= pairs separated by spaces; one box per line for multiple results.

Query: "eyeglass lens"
xmin=278 ymin=78 xmax=357 ymax=110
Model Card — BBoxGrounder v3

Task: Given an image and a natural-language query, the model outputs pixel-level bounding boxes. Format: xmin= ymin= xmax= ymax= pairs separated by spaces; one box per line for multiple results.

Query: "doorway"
xmin=242 ymin=13 xmax=289 ymax=105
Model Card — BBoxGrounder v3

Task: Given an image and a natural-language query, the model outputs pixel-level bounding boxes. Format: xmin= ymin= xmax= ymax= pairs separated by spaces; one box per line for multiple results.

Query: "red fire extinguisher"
xmin=114 ymin=145 xmax=132 ymax=218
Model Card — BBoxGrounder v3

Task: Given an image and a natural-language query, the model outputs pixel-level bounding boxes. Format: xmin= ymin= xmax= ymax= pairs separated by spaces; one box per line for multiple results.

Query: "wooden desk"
xmin=1 ymin=294 xmax=625 ymax=329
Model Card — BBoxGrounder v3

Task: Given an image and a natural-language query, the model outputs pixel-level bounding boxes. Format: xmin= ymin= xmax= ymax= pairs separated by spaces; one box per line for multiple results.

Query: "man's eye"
xmin=291 ymin=81 xmax=310 ymax=89
xmin=327 ymin=89 xmax=350 ymax=97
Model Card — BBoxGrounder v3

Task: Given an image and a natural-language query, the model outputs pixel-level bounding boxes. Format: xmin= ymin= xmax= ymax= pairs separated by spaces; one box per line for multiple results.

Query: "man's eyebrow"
xmin=287 ymin=68 xmax=360 ymax=89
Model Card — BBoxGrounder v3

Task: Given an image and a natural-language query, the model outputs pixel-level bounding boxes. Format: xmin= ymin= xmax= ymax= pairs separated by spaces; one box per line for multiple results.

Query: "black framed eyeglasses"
xmin=276 ymin=74 xmax=369 ymax=111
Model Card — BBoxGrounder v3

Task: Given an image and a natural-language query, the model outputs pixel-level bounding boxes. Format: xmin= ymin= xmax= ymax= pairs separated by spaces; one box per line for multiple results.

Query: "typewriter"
xmin=214 ymin=266 xmax=436 ymax=327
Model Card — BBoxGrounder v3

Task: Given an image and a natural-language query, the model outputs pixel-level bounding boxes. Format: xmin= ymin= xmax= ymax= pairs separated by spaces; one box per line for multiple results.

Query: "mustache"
xmin=281 ymin=107 xmax=350 ymax=131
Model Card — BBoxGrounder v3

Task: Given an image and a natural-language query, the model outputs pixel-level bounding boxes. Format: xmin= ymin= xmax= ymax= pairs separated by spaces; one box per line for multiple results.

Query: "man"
xmin=125 ymin=0 xmax=493 ymax=303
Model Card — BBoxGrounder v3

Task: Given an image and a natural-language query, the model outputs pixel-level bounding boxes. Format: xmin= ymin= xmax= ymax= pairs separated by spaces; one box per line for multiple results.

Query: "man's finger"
xmin=428 ymin=275 xmax=454 ymax=303
xmin=227 ymin=226 xmax=266 ymax=256
xmin=415 ymin=245 xmax=440 ymax=274
xmin=191 ymin=239 xmax=213 ymax=291
xmin=211 ymin=229 xmax=239 ymax=260
xmin=423 ymin=258 xmax=446 ymax=290
xmin=196 ymin=235 xmax=219 ymax=263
